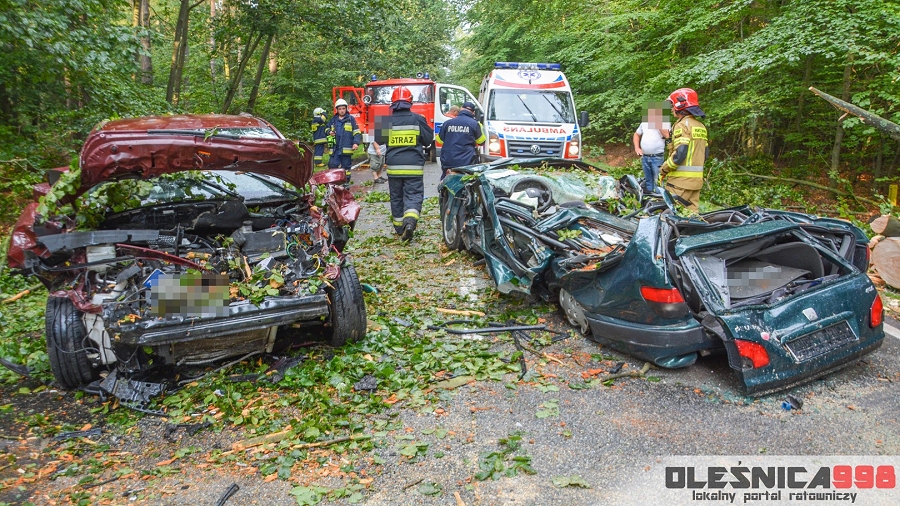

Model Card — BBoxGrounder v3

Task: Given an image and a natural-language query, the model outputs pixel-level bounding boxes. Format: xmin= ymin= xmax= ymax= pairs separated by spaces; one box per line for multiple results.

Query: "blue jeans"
xmin=641 ymin=154 xmax=664 ymax=193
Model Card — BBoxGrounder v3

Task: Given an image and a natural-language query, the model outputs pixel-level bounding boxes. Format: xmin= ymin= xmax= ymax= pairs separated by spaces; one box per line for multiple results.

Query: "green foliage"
xmin=474 ymin=431 xmax=536 ymax=481
xmin=458 ymin=0 xmax=900 ymax=183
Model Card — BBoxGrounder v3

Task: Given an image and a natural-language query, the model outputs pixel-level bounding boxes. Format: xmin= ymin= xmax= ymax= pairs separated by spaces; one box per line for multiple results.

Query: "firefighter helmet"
xmin=334 ymin=98 xmax=349 ymax=108
xmin=313 ymin=107 xmax=325 ymax=116
xmin=667 ymin=88 xmax=699 ymax=113
xmin=391 ymin=86 xmax=414 ymax=103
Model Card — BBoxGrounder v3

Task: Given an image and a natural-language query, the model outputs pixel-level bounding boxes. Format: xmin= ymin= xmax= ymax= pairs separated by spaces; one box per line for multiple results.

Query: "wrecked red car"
xmin=7 ymin=115 xmax=366 ymax=390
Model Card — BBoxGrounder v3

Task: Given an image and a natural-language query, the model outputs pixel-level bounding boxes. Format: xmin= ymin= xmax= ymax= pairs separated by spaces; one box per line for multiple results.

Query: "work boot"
xmin=401 ymin=217 xmax=416 ymax=242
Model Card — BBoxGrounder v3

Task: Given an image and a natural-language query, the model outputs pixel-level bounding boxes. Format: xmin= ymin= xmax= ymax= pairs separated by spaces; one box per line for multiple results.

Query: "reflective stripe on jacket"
xmin=311 ymin=114 xmax=328 ymax=143
xmin=662 ymin=115 xmax=707 ymax=189
xmin=377 ymin=109 xmax=434 ymax=177
xmin=325 ymin=114 xmax=361 ymax=155
xmin=436 ymin=109 xmax=485 ymax=168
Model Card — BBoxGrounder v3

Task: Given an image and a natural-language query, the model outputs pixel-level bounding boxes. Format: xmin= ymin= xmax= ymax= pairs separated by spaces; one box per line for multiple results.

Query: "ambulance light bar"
xmin=494 ymin=62 xmax=561 ymax=70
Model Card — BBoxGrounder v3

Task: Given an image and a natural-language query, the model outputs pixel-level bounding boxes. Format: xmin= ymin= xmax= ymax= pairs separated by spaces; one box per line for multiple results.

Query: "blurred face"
xmin=337 ymin=105 xmax=347 ymax=116
xmin=642 ymin=101 xmax=670 ymax=127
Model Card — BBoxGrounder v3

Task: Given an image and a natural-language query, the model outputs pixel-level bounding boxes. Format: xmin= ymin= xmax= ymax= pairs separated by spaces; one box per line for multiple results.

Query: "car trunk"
xmin=670 ymin=216 xmax=883 ymax=395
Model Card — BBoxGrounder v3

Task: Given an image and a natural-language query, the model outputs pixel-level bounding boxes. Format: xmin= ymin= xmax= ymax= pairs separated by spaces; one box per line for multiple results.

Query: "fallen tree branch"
xmin=730 ymin=171 xmax=880 ymax=208
xmin=2 ymin=283 xmax=43 ymax=304
xmin=289 ymin=433 xmax=371 ymax=450
xmin=597 ymin=362 xmax=652 ymax=382
xmin=435 ymin=308 xmax=486 ymax=317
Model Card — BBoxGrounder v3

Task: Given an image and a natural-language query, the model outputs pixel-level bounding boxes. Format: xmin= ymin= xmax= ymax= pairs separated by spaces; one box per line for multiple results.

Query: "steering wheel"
xmin=510 ymin=178 xmax=553 ymax=212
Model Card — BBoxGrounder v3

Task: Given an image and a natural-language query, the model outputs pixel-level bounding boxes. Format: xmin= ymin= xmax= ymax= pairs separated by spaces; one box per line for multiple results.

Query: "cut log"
xmin=871 ymin=237 xmax=900 ymax=289
xmin=870 ymin=215 xmax=900 ymax=237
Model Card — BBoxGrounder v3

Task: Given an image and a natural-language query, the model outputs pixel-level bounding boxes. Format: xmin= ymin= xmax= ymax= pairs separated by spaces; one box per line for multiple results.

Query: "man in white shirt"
xmin=633 ymin=104 xmax=671 ymax=193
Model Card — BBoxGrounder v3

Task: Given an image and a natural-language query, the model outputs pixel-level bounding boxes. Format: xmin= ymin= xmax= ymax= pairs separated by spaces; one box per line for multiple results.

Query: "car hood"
xmin=78 ymin=115 xmax=312 ymax=191
xmin=470 ymin=157 xmax=619 ymax=203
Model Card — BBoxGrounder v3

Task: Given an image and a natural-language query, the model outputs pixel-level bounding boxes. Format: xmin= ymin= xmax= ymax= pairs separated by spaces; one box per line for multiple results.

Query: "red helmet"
xmin=667 ymin=88 xmax=700 ymax=113
xmin=391 ymin=86 xmax=414 ymax=103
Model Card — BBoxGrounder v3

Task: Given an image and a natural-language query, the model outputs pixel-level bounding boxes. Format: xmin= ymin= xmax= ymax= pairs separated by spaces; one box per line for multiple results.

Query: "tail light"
xmin=870 ymin=293 xmax=883 ymax=328
xmin=640 ymin=286 xmax=688 ymax=318
xmin=734 ymin=339 xmax=770 ymax=369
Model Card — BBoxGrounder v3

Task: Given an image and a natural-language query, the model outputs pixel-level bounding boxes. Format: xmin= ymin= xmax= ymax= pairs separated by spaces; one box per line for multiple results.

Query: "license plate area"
xmin=784 ymin=321 xmax=857 ymax=362
xmin=150 ymin=272 xmax=230 ymax=318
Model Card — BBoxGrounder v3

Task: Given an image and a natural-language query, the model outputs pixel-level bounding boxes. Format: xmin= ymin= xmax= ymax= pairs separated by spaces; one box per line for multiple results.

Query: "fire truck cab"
xmin=333 ymin=76 xmax=481 ymax=160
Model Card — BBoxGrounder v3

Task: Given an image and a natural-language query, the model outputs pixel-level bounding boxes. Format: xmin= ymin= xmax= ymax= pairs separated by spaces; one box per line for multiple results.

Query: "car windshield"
xmin=488 ymin=89 xmax=576 ymax=123
xmin=366 ymin=85 xmax=434 ymax=105
xmin=85 ymin=171 xmax=296 ymax=210
xmin=147 ymin=127 xmax=280 ymax=139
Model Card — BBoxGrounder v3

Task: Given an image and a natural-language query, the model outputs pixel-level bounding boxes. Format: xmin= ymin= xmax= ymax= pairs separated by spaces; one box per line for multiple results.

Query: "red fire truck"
xmin=333 ymin=75 xmax=480 ymax=160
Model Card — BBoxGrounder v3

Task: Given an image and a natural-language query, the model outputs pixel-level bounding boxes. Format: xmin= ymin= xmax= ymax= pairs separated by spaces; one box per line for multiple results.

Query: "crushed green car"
xmin=439 ymin=158 xmax=884 ymax=396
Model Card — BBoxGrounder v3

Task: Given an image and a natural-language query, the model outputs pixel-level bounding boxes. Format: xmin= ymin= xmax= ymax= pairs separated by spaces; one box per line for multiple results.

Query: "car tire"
xmin=326 ymin=263 xmax=367 ymax=347
xmin=45 ymin=297 xmax=99 ymax=389
xmin=441 ymin=192 xmax=464 ymax=251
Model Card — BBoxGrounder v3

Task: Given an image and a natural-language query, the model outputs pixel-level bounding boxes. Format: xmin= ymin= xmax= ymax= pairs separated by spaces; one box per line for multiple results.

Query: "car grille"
xmin=506 ymin=140 xmax=565 ymax=157
xmin=784 ymin=321 xmax=857 ymax=362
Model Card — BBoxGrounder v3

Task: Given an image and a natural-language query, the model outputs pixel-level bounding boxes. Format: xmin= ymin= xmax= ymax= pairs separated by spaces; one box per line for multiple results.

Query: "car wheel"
xmin=326 ymin=263 xmax=367 ymax=346
xmin=45 ymin=297 xmax=99 ymax=389
xmin=441 ymin=193 xmax=464 ymax=251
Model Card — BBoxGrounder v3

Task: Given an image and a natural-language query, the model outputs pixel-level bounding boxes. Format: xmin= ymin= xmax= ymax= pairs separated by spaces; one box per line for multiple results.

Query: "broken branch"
xmin=731 ymin=171 xmax=879 ymax=208
xmin=289 ymin=433 xmax=371 ymax=450
xmin=435 ymin=308 xmax=486 ymax=317
xmin=2 ymin=283 xmax=42 ymax=304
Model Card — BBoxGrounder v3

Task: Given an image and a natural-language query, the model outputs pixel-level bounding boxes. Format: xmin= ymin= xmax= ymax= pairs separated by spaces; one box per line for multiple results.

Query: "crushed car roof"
xmin=78 ymin=114 xmax=312 ymax=190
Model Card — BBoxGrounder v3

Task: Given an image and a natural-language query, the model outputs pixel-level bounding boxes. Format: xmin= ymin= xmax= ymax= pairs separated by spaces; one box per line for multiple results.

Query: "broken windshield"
xmin=488 ymin=89 xmax=576 ymax=123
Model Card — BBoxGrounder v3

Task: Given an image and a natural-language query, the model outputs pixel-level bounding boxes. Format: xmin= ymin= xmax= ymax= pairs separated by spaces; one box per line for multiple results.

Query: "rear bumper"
xmin=733 ymin=336 xmax=884 ymax=397
xmin=585 ymin=312 xmax=718 ymax=368
xmin=111 ymin=295 xmax=330 ymax=346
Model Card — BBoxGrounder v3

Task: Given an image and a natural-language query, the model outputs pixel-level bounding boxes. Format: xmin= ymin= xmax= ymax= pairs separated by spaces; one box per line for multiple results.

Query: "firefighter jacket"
xmin=376 ymin=109 xmax=434 ymax=177
xmin=310 ymin=113 xmax=328 ymax=145
xmin=325 ymin=114 xmax=362 ymax=155
xmin=661 ymin=115 xmax=707 ymax=190
xmin=436 ymin=109 xmax=485 ymax=168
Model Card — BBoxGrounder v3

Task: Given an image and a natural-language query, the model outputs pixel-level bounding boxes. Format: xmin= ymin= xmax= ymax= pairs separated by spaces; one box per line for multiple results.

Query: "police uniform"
xmin=436 ymin=107 xmax=485 ymax=178
xmin=661 ymin=115 xmax=707 ymax=211
xmin=310 ymin=111 xmax=328 ymax=166
xmin=325 ymin=113 xmax=361 ymax=171
xmin=376 ymin=105 xmax=434 ymax=239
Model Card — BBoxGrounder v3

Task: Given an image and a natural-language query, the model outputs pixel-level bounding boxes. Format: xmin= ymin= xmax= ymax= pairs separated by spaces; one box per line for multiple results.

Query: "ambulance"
xmin=479 ymin=62 xmax=589 ymax=160
xmin=333 ymin=75 xmax=480 ymax=160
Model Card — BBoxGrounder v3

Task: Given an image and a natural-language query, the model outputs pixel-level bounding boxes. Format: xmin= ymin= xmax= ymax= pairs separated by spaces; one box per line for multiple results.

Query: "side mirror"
xmin=476 ymin=109 xmax=485 ymax=123
xmin=579 ymin=110 xmax=590 ymax=128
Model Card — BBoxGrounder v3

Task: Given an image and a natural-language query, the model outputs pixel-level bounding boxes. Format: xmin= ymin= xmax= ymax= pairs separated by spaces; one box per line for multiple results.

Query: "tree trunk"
xmin=871 ymin=215 xmax=900 ymax=237
xmin=209 ymin=0 xmax=217 ymax=78
xmin=221 ymin=32 xmax=263 ymax=114
xmin=830 ymin=57 xmax=853 ymax=172
xmin=247 ymin=32 xmax=274 ymax=113
xmin=872 ymin=237 xmax=900 ymax=289
xmin=139 ymin=0 xmax=152 ymax=85
xmin=166 ymin=0 xmax=190 ymax=103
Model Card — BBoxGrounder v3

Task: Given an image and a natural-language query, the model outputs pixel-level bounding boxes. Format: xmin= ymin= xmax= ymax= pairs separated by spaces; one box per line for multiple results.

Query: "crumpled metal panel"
xmin=79 ymin=115 xmax=312 ymax=191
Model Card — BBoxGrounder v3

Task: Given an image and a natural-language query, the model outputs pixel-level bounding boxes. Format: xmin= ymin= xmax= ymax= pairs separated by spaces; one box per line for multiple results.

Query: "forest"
xmin=1 ymin=0 xmax=900 ymax=225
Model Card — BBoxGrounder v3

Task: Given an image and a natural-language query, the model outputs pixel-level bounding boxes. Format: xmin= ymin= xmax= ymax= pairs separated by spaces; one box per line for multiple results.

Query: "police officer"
xmin=310 ymin=107 xmax=328 ymax=167
xmin=436 ymin=101 xmax=485 ymax=179
xmin=660 ymin=88 xmax=708 ymax=211
xmin=325 ymin=98 xmax=361 ymax=181
xmin=376 ymin=86 xmax=434 ymax=241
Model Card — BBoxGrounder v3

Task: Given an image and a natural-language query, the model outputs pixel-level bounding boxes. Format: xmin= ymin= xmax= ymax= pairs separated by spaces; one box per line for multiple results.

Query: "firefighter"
xmin=310 ymin=107 xmax=328 ymax=167
xmin=660 ymin=88 xmax=708 ymax=211
xmin=436 ymin=101 xmax=485 ymax=179
xmin=325 ymin=98 xmax=361 ymax=182
xmin=375 ymin=86 xmax=434 ymax=241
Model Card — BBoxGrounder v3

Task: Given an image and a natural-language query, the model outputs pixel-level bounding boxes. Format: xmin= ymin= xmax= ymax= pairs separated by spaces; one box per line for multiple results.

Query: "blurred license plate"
xmin=785 ymin=321 xmax=857 ymax=362
xmin=151 ymin=272 xmax=229 ymax=318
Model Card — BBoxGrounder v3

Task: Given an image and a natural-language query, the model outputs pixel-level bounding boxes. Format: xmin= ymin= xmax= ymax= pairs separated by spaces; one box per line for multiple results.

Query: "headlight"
xmin=567 ymin=143 xmax=580 ymax=156
xmin=488 ymin=134 xmax=501 ymax=154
